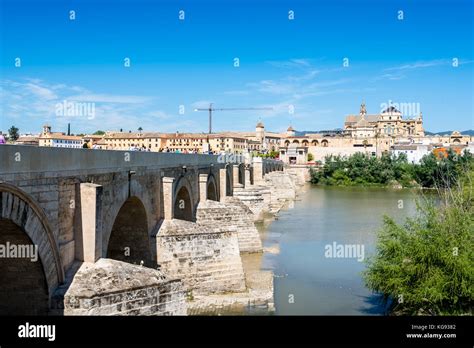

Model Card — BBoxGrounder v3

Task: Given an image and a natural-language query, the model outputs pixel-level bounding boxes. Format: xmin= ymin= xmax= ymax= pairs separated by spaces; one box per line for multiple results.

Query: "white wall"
xmin=308 ymin=146 xmax=374 ymax=163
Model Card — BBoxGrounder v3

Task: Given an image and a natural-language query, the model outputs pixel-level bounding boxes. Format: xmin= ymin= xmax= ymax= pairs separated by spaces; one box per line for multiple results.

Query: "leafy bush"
xmin=363 ymin=164 xmax=474 ymax=315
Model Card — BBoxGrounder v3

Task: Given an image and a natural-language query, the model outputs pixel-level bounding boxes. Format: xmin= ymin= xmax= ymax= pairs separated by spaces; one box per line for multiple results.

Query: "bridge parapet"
xmin=0 ymin=145 xmax=221 ymax=178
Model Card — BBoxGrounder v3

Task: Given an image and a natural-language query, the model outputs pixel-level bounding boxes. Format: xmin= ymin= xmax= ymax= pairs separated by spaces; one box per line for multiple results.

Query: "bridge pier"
xmin=219 ymin=168 xmax=228 ymax=202
xmin=162 ymin=177 xmax=175 ymax=220
xmin=232 ymin=164 xmax=242 ymax=189
xmin=78 ymin=183 xmax=103 ymax=263
xmin=199 ymin=173 xmax=208 ymax=202
xmin=252 ymin=157 xmax=264 ymax=185
xmin=245 ymin=165 xmax=252 ymax=187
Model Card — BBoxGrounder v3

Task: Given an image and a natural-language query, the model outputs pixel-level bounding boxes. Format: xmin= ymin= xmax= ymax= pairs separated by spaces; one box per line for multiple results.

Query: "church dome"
xmin=287 ymin=126 xmax=294 ymax=131
xmin=256 ymin=121 xmax=264 ymax=128
xmin=382 ymin=106 xmax=401 ymax=114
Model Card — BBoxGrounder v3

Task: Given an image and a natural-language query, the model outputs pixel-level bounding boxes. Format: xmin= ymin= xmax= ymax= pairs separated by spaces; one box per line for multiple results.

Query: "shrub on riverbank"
xmin=363 ymin=164 xmax=474 ymax=315
xmin=310 ymin=150 xmax=472 ymax=189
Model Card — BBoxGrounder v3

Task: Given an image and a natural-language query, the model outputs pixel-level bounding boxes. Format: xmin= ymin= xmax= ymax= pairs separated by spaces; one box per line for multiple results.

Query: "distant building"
xmin=279 ymin=143 xmax=308 ymax=165
xmin=391 ymin=143 xmax=431 ymax=164
xmin=468 ymin=142 xmax=474 ymax=154
xmin=234 ymin=121 xmax=282 ymax=152
xmin=103 ymin=131 xmax=164 ymax=151
xmin=15 ymin=136 xmax=39 ymax=146
xmin=32 ymin=107 xmax=471 ymax=164
xmin=208 ymin=132 xmax=249 ymax=154
xmin=345 ymin=103 xmax=424 ymax=138
xmin=101 ymin=131 xmax=248 ymax=154
xmin=38 ymin=125 xmax=83 ymax=148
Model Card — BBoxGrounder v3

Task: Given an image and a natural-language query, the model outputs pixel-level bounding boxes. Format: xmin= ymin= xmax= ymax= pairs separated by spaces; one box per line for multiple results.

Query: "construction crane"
xmin=193 ymin=103 xmax=273 ymax=134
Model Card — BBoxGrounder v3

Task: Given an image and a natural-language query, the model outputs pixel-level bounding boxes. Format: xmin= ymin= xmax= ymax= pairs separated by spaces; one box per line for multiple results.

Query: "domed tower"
xmin=415 ymin=111 xmax=425 ymax=136
xmin=42 ymin=124 xmax=51 ymax=136
xmin=381 ymin=106 xmax=402 ymax=121
xmin=360 ymin=101 xmax=367 ymax=117
xmin=286 ymin=125 xmax=296 ymax=137
xmin=256 ymin=121 xmax=265 ymax=142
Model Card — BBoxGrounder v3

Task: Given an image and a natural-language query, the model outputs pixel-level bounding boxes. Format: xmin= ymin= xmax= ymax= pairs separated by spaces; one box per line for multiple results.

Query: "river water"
xmin=257 ymin=185 xmax=418 ymax=315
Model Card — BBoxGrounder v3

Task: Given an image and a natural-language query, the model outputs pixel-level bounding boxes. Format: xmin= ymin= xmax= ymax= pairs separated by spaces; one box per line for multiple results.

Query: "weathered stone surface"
xmin=262 ymin=171 xmax=298 ymax=213
xmin=187 ymin=252 xmax=274 ymax=315
xmin=196 ymin=198 xmax=263 ymax=253
xmin=284 ymin=165 xmax=312 ymax=185
xmin=232 ymin=186 xmax=267 ymax=220
xmin=231 ymin=171 xmax=298 ymax=217
xmin=63 ymin=258 xmax=186 ymax=315
xmin=156 ymin=219 xmax=246 ymax=295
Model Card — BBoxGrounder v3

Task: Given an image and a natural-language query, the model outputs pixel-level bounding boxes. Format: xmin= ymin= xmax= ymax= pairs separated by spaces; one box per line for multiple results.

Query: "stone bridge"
xmin=0 ymin=145 xmax=286 ymax=315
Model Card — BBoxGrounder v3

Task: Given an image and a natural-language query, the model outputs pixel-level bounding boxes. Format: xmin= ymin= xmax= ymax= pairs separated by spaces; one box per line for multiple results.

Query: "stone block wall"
xmin=263 ymin=172 xmax=298 ymax=212
xmin=156 ymin=219 xmax=246 ymax=295
xmin=284 ymin=165 xmax=312 ymax=184
xmin=63 ymin=259 xmax=186 ymax=315
xmin=232 ymin=186 xmax=267 ymax=221
xmin=196 ymin=198 xmax=263 ymax=253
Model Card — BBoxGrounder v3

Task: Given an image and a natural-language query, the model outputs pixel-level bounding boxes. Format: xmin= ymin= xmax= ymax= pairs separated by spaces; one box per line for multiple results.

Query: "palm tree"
xmin=138 ymin=127 xmax=143 ymax=133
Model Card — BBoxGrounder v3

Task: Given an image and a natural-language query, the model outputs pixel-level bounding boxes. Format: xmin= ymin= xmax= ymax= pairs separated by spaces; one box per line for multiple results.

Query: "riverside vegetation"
xmin=364 ymin=161 xmax=473 ymax=315
xmin=310 ymin=150 xmax=472 ymax=189
xmin=311 ymin=150 xmax=473 ymax=315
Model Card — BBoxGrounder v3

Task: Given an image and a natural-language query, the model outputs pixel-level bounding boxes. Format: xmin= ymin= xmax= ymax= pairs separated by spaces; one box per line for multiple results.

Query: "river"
xmin=257 ymin=185 xmax=418 ymax=315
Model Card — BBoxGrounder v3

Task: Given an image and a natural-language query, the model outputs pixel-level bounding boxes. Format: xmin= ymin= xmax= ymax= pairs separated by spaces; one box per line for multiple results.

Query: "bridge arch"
xmin=0 ymin=183 xmax=64 ymax=315
xmin=207 ymin=174 xmax=218 ymax=201
xmin=174 ymin=176 xmax=195 ymax=221
xmin=106 ymin=196 xmax=152 ymax=266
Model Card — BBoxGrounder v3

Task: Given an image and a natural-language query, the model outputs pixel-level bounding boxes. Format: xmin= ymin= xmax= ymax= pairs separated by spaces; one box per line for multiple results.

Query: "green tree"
xmin=307 ymin=153 xmax=314 ymax=162
xmin=310 ymin=151 xmax=471 ymax=189
xmin=93 ymin=130 xmax=105 ymax=135
xmin=8 ymin=125 xmax=19 ymax=141
xmin=363 ymin=163 xmax=474 ymax=315
xmin=138 ymin=127 xmax=143 ymax=132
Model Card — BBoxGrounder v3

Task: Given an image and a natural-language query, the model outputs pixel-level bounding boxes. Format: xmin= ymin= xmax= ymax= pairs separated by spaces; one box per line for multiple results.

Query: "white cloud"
xmin=0 ymin=78 xmax=180 ymax=133
xmin=384 ymin=59 xmax=448 ymax=72
xmin=24 ymin=82 xmax=58 ymax=100
xmin=266 ymin=58 xmax=313 ymax=69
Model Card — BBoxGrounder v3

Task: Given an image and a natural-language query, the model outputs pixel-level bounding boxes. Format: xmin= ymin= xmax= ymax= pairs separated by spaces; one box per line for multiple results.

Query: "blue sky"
xmin=0 ymin=0 xmax=473 ymax=134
